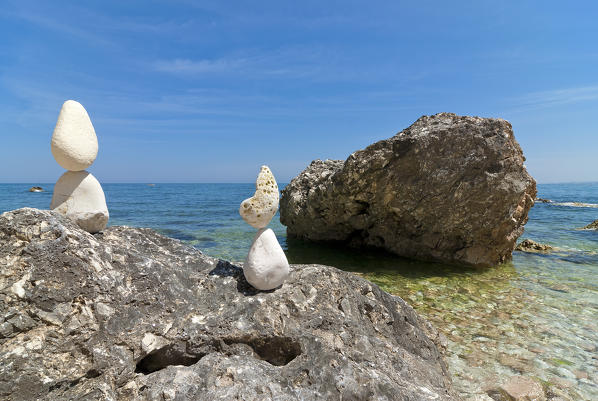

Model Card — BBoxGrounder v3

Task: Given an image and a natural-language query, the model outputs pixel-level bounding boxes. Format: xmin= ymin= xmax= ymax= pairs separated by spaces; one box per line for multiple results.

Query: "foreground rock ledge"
xmin=280 ymin=113 xmax=536 ymax=266
xmin=0 ymin=208 xmax=456 ymax=401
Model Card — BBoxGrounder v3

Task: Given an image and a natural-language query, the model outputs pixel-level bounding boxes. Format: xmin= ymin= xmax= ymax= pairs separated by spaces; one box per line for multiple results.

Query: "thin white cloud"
xmin=1 ymin=8 xmax=112 ymax=47
xmin=152 ymin=45 xmax=329 ymax=79
xmin=154 ymin=58 xmax=243 ymax=74
xmin=516 ymin=85 xmax=598 ymax=108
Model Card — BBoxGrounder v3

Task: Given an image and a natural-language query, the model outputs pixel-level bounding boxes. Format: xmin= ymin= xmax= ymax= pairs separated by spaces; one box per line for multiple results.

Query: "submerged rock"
xmin=515 ymin=239 xmax=553 ymax=253
xmin=535 ymin=198 xmax=552 ymax=203
xmin=581 ymin=219 xmax=598 ymax=230
xmin=28 ymin=186 xmax=43 ymax=192
xmin=0 ymin=208 xmax=456 ymax=401
xmin=280 ymin=113 xmax=536 ymax=267
xmin=490 ymin=376 xmax=546 ymax=401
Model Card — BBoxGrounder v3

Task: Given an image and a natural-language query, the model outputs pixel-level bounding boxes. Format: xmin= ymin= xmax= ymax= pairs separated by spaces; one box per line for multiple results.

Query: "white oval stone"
xmin=244 ymin=228 xmax=290 ymax=290
xmin=50 ymin=171 xmax=109 ymax=233
xmin=51 ymin=100 xmax=98 ymax=171
xmin=240 ymin=165 xmax=279 ymax=229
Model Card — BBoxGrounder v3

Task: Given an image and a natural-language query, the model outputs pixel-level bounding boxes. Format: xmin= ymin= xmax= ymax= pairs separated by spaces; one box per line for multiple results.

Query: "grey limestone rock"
xmin=280 ymin=113 xmax=536 ymax=266
xmin=0 ymin=208 xmax=456 ymax=400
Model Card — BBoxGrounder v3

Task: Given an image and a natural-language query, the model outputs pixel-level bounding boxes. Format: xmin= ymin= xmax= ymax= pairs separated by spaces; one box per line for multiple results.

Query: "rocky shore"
xmin=582 ymin=219 xmax=598 ymax=230
xmin=280 ymin=113 xmax=536 ymax=267
xmin=515 ymin=239 xmax=554 ymax=253
xmin=0 ymin=208 xmax=456 ymax=400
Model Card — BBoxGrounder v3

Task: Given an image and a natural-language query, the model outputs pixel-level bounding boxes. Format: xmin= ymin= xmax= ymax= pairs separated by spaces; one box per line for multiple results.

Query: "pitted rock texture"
xmin=280 ymin=113 xmax=536 ymax=266
xmin=240 ymin=165 xmax=279 ymax=229
xmin=0 ymin=208 xmax=456 ymax=401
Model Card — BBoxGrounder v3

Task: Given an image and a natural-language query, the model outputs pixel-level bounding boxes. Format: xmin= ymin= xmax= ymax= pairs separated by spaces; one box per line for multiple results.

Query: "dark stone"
xmin=535 ymin=198 xmax=552 ymax=203
xmin=28 ymin=186 xmax=43 ymax=192
xmin=515 ymin=239 xmax=553 ymax=253
xmin=0 ymin=208 xmax=457 ymax=400
xmin=280 ymin=113 xmax=536 ymax=267
xmin=581 ymin=219 xmax=598 ymax=230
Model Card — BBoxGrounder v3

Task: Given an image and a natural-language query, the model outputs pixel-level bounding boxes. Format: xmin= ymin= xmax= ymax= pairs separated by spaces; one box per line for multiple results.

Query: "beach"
xmin=2 ymin=182 xmax=597 ymax=399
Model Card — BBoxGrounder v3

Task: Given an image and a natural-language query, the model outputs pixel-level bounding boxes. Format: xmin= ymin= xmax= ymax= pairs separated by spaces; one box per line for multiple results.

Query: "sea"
xmin=1 ymin=182 xmax=597 ymax=400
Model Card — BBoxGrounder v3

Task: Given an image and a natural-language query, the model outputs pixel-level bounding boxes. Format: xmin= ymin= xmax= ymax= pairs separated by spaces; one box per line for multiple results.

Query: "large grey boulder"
xmin=280 ymin=113 xmax=536 ymax=266
xmin=0 ymin=208 xmax=456 ymax=401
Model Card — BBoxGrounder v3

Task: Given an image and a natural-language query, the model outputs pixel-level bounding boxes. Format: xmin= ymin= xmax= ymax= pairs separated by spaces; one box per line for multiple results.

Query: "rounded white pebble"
xmin=51 ymin=100 xmax=98 ymax=171
xmin=240 ymin=165 xmax=279 ymax=229
xmin=244 ymin=228 xmax=290 ymax=290
xmin=50 ymin=171 xmax=109 ymax=233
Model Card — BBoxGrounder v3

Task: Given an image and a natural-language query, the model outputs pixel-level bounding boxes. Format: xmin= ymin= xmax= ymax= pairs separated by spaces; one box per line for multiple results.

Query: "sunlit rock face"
xmin=0 ymin=207 xmax=457 ymax=401
xmin=280 ymin=113 xmax=536 ymax=267
xmin=51 ymin=100 xmax=98 ymax=172
xmin=50 ymin=171 xmax=108 ymax=233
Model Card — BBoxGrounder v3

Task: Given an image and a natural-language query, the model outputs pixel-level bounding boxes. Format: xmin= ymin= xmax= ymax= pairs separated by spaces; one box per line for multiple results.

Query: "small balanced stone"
xmin=51 ymin=100 xmax=98 ymax=171
xmin=244 ymin=228 xmax=290 ymax=291
xmin=240 ymin=165 xmax=289 ymax=290
xmin=240 ymin=166 xmax=279 ymax=229
xmin=51 ymin=171 xmax=109 ymax=233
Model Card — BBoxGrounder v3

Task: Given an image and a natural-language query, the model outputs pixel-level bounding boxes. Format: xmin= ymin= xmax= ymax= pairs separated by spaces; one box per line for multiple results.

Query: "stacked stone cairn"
xmin=50 ymin=100 xmax=109 ymax=233
xmin=239 ymin=166 xmax=290 ymax=290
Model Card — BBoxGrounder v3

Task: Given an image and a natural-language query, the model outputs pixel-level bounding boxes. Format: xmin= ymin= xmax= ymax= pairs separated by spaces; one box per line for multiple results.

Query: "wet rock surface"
xmin=515 ymin=239 xmax=554 ymax=253
xmin=489 ymin=376 xmax=546 ymax=401
xmin=0 ymin=208 xmax=456 ymax=401
xmin=581 ymin=219 xmax=598 ymax=230
xmin=280 ymin=113 xmax=536 ymax=266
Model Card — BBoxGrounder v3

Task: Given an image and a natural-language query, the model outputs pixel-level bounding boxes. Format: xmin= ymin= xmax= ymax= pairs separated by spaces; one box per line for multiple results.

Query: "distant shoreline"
xmin=2 ymin=181 xmax=597 ymax=185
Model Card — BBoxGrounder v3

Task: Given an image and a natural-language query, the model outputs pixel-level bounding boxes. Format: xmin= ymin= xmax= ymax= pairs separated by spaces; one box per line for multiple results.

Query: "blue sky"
xmin=1 ymin=1 xmax=597 ymax=183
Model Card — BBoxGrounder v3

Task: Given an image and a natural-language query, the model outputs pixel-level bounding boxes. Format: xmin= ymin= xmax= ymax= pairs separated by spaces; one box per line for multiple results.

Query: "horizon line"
xmin=2 ymin=181 xmax=598 ymax=185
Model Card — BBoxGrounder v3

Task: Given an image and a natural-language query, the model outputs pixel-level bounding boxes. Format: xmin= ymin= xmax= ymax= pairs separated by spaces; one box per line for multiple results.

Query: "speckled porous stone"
xmin=239 ymin=165 xmax=279 ymax=229
xmin=0 ymin=208 xmax=456 ymax=401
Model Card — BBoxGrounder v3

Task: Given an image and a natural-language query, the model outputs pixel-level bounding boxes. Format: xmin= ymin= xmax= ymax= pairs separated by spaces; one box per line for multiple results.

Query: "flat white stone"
xmin=244 ymin=228 xmax=290 ymax=290
xmin=50 ymin=171 xmax=109 ymax=233
xmin=240 ymin=165 xmax=279 ymax=229
xmin=51 ymin=100 xmax=98 ymax=171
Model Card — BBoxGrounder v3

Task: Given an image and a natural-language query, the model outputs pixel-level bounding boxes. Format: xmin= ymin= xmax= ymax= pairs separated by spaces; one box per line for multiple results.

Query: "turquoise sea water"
xmin=1 ymin=182 xmax=597 ymax=399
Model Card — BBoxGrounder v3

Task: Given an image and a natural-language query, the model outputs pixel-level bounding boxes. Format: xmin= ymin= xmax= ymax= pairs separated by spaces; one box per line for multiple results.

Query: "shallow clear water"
xmin=1 ymin=182 xmax=597 ymax=399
